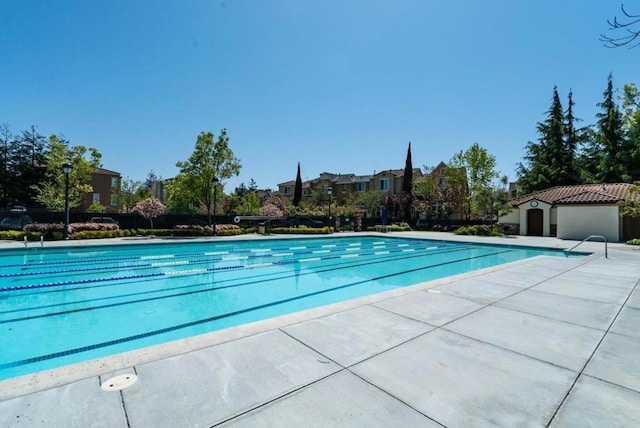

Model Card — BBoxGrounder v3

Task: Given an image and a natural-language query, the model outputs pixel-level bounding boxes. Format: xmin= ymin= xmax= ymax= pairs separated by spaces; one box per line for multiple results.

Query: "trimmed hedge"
xmin=453 ymin=225 xmax=503 ymax=236
xmin=0 ymin=230 xmax=44 ymax=241
xmin=365 ymin=223 xmax=412 ymax=232
xmin=269 ymin=226 xmax=333 ymax=234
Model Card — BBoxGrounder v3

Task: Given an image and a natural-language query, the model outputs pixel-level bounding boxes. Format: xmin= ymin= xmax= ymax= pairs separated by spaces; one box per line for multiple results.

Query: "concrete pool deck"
xmin=0 ymin=232 xmax=639 ymax=427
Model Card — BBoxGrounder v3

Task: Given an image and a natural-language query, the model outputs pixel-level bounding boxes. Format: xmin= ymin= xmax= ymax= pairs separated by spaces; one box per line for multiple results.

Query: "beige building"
xmin=277 ymin=168 xmax=422 ymax=205
xmin=500 ymin=183 xmax=640 ymax=242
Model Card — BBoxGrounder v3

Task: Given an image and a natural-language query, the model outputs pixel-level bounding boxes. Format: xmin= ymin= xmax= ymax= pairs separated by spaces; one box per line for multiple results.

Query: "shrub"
xmin=0 ymin=230 xmax=43 ymax=241
xmin=453 ymin=225 xmax=503 ymax=236
xmin=270 ymin=226 xmax=333 ymax=234
xmin=627 ymin=238 xmax=640 ymax=245
xmin=365 ymin=223 xmax=412 ymax=232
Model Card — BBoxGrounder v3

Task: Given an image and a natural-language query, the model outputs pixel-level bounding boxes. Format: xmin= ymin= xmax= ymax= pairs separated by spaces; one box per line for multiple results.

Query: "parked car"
xmin=0 ymin=215 xmax=33 ymax=230
xmin=90 ymin=216 xmax=118 ymax=225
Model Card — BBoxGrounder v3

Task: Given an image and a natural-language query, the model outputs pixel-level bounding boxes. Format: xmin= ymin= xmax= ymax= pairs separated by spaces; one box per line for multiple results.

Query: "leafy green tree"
xmin=444 ymin=164 xmax=470 ymax=220
xmin=31 ymin=135 xmax=101 ymax=211
xmin=237 ymin=191 xmax=260 ymax=215
xmin=350 ymin=189 xmax=384 ymax=217
xmin=621 ymin=83 xmax=640 ymax=180
xmin=451 ymin=143 xmax=500 ymax=220
xmin=412 ymin=168 xmax=438 ymax=219
xmin=619 ymin=181 xmax=640 ymax=217
xmin=86 ymin=201 xmax=107 ymax=213
xmin=164 ymin=176 xmax=195 ymax=213
xmin=115 ymin=177 xmax=149 ymax=213
xmin=174 ymin=129 xmax=241 ymax=224
xmin=293 ymin=162 xmax=303 ymax=206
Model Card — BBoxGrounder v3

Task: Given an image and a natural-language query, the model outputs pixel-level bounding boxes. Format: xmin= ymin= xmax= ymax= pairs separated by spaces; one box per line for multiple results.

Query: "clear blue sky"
xmin=1 ymin=1 xmax=637 ymax=193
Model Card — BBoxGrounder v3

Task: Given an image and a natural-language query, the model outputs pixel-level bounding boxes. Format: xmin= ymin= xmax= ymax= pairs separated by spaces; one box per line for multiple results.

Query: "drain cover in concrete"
xmin=101 ymin=374 xmax=138 ymax=391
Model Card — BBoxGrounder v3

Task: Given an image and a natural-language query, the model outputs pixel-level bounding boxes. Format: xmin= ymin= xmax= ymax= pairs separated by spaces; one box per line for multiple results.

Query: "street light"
xmin=327 ymin=188 xmax=333 ymax=229
xmin=62 ymin=163 xmax=72 ymax=240
xmin=212 ymin=176 xmax=220 ymax=236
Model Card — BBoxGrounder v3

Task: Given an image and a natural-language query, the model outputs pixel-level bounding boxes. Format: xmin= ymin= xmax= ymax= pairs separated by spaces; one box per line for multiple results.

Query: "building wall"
xmin=499 ymin=208 xmax=519 ymax=224
xmin=518 ymin=200 xmax=552 ymax=237
xmin=86 ymin=171 xmax=121 ymax=213
xmin=556 ymin=205 xmax=621 ymax=242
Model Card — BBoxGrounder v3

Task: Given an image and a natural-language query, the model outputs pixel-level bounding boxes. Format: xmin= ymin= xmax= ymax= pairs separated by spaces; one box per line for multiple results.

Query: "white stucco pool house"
xmin=499 ymin=183 xmax=640 ymax=242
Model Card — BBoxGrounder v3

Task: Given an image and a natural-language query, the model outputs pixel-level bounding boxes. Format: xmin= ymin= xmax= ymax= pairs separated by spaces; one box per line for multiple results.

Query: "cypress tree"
xmin=293 ymin=162 xmax=302 ymax=206
xmin=402 ymin=142 xmax=413 ymax=193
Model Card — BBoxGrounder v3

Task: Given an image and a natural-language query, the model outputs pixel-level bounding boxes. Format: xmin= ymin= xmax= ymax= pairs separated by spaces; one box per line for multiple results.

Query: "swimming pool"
xmin=0 ymin=236 xmax=574 ymax=380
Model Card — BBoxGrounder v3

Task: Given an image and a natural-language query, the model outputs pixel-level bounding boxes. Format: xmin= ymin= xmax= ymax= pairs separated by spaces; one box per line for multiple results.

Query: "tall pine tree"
xmin=594 ymin=73 xmax=627 ymax=182
xmin=518 ymin=86 xmax=567 ymax=193
xmin=562 ymin=90 xmax=583 ymax=185
xmin=293 ymin=162 xmax=302 ymax=206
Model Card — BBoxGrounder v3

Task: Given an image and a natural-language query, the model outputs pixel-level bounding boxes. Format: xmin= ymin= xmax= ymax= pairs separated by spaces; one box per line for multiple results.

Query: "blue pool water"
xmin=0 ymin=236 xmax=574 ymax=380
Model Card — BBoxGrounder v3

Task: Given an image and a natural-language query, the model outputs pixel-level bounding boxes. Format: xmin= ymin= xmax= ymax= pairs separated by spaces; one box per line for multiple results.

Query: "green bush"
xmin=627 ymin=238 xmax=640 ymax=245
xmin=270 ymin=226 xmax=333 ymax=234
xmin=71 ymin=230 xmax=125 ymax=239
xmin=365 ymin=223 xmax=412 ymax=232
xmin=453 ymin=225 xmax=503 ymax=236
xmin=0 ymin=231 xmax=44 ymax=241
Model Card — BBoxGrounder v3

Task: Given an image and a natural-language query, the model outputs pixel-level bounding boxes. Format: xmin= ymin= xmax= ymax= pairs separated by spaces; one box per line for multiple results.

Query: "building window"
xmin=380 ymin=178 xmax=389 ymax=191
xmin=284 ymin=186 xmax=291 ymax=195
xmin=303 ymin=189 xmax=308 ymax=196
xmin=357 ymin=182 xmax=367 ymax=192
xmin=110 ymin=194 xmax=117 ymax=206
xmin=341 ymin=184 xmax=347 ymax=193
xmin=110 ymin=177 xmax=118 ymax=189
xmin=92 ymin=193 xmax=100 ymax=203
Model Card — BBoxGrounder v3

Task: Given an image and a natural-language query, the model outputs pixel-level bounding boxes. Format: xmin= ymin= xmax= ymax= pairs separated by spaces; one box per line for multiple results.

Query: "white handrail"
xmin=564 ymin=235 xmax=608 ymax=258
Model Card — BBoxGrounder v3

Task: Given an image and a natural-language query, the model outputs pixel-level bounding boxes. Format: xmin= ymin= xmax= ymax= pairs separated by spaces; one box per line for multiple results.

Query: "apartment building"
xmin=85 ymin=167 xmax=121 ymax=213
xmin=277 ymin=168 xmax=423 ymax=204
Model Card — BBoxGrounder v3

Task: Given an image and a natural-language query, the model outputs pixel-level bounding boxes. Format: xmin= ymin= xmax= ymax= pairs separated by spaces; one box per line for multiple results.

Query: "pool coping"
xmin=0 ymin=232 xmax=621 ymax=400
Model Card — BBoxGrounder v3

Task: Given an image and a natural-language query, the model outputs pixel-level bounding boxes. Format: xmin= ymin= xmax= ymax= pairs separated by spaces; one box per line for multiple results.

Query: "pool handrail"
xmin=564 ymin=235 xmax=607 ymax=258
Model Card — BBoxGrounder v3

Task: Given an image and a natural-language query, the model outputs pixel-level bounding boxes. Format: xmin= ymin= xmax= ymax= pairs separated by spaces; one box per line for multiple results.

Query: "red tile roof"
xmin=510 ymin=183 xmax=639 ymax=206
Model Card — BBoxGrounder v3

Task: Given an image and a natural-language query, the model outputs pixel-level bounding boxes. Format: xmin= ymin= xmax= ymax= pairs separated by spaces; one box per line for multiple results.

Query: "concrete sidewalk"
xmin=1 ymin=234 xmax=639 ymax=427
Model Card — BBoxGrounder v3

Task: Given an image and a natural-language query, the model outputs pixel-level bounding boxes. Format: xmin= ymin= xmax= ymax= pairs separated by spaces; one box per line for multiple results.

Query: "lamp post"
xmin=327 ymin=188 xmax=332 ymax=228
xmin=62 ymin=163 xmax=72 ymax=240
xmin=212 ymin=176 xmax=219 ymax=236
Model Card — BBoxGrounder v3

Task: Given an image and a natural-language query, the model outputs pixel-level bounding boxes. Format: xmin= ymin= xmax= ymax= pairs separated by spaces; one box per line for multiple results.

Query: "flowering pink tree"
xmin=258 ymin=202 xmax=285 ymax=217
xmin=132 ymin=197 xmax=166 ymax=229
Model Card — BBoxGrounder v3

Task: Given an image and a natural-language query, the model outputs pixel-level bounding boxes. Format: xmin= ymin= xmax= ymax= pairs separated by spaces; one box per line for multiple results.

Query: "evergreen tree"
xmin=517 ymin=86 xmax=566 ymax=193
xmin=402 ymin=142 xmax=413 ymax=193
xmin=562 ymin=90 xmax=584 ymax=185
xmin=293 ymin=162 xmax=302 ymax=206
xmin=401 ymin=142 xmax=413 ymax=223
xmin=8 ymin=126 xmax=47 ymax=206
xmin=594 ymin=74 xmax=627 ymax=182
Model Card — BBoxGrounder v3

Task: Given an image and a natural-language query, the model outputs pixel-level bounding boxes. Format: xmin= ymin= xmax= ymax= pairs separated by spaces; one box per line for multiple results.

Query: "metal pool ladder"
xmin=564 ymin=235 xmax=608 ymax=258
